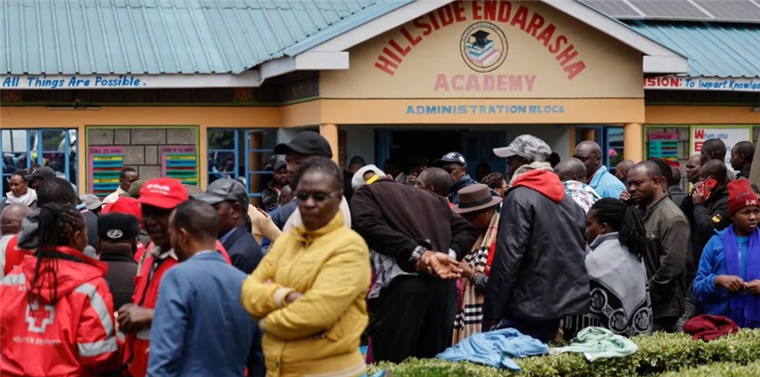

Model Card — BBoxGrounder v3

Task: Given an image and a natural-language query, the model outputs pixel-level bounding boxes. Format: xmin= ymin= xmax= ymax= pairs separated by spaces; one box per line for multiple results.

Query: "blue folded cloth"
xmin=436 ymin=328 xmax=548 ymax=370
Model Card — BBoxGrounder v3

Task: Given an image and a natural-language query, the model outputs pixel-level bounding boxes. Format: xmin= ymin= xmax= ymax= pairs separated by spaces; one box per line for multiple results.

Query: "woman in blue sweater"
xmin=693 ymin=179 xmax=760 ymax=328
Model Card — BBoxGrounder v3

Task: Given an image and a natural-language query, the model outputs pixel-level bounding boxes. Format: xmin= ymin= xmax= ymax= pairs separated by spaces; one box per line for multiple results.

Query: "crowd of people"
xmin=1 ymin=129 xmax=760 ymax=377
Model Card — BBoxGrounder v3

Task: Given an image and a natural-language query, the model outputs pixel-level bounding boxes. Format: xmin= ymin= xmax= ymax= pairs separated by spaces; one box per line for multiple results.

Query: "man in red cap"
xmin=117 ymin=178 xmax=231 ymax=377
xmin=693 ymin=179 xmax=760 ymax=328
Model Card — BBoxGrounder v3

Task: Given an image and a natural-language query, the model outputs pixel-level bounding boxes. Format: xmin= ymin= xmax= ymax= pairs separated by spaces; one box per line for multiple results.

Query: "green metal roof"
xmin=627 ymin=21 xmax=760 ymax=78
xmin=1 ymin=0 xmax=412 ymax=75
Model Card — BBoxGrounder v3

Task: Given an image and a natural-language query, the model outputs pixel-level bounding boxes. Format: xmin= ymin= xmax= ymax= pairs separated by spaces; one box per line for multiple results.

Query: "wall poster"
xmin=690 ymin=126 xmax=752 ymax=166
xmin=161 ymin=145 xmax=198 ymax=185
xmin=89 ymin=146 xmax=124 ymax=197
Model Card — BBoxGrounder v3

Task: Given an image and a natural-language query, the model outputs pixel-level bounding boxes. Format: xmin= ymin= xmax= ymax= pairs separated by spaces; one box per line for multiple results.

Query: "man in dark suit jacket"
xmin=193 ymin=179 xmax=263 ymax=274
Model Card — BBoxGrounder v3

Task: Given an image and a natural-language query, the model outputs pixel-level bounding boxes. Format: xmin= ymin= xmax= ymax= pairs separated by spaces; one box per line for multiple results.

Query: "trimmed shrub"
xmin=367 ymin=329 xmax=760 ymax=377
xmin=660 ymin=361 xmax=760 ymax=377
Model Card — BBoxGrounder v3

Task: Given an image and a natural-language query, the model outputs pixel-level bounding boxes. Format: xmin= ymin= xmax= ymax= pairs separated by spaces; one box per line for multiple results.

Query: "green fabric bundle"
xmin=551 ymin=327 xmax=638 ymax=361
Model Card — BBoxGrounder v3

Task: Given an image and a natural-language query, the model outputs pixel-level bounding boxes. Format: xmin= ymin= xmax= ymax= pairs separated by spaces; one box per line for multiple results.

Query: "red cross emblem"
xmin=25 ymin=301 xmax=56 ymax=334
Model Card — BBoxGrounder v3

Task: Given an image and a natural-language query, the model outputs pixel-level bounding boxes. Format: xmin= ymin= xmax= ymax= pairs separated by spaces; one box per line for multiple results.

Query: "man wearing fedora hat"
xmin=485 ymin=135 xmax=590 ymax=342
xmin=451 ymin=184 xmax=502 ymax=343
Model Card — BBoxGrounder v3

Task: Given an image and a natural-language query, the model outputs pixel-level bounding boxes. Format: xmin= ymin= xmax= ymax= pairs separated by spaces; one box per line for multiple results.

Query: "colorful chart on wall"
xmin=647 ymin=132 xmax=678 ymax=162
xmin=161 ymin=146 xmax=198 ymax=185
xmin=89 ymin=146 xmax=124 ymax=197
xmin=690 ymin=126 xmax=752 ymax=166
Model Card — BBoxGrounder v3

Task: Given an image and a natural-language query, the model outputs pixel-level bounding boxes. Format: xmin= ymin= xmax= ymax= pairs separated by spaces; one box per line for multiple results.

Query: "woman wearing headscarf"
xmin=451 ymin=184 xmax=502 ymax=344
xmin=0 ymin=203 xmax=118 ymax=376
xmin=564 ymin=198 xmax=653 ymax=338
xmin=4 ymin=170 xmax=36 ymax=209
xmin=241 ymin=157 xmax=371 ymax=377
xmin=694 ymin=179 xmax=760 ymax=328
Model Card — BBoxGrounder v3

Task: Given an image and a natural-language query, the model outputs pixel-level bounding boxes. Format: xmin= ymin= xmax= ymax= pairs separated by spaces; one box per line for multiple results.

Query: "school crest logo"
xmin=460 ymin=22 xmax=508 ymax=73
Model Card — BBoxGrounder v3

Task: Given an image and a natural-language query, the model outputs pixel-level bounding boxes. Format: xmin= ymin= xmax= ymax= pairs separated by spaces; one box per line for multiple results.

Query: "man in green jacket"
xmin=622 ymin=161 xmax=690 ymax=332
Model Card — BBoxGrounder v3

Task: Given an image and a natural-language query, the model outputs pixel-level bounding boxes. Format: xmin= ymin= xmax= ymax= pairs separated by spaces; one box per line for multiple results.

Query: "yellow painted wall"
xmin=320 ymin=0 xmax=644 ymax=100
xmin=645 ymin=106 xmax=760 ymax=125
xmin=0 ymin=107 xmax=280 ymax=128
xmin=1 ymin=106 xmax=281 ymax=192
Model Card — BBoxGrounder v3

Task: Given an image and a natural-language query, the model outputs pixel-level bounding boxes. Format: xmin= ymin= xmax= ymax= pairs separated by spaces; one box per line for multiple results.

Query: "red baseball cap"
xmin=138 ymin=178 xmax=188 ymax=209
xmin=102 ymin=196 xmax=143 ymax=227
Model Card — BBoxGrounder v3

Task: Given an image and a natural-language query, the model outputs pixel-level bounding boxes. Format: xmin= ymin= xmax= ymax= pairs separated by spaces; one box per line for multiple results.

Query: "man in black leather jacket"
xmin=485 ymin=135 xmax=590 ymax=342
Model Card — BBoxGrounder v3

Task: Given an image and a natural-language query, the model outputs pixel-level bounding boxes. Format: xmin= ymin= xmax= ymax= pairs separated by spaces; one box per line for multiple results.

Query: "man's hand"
xmin=117 ymin=304 xmax=154 ymax=333
xmin=692 ymin=189 xmax=706 ymax=205
xmin=458 ymin=260 xmax=475 ymax=279
xmin=285 ymin=291 xmax=304 ymax=304
xmin=619 ymin=190 xmax=631 ymax=203
xmin=715 ymin=275 xmax=745 ymax=292
xmin=746 ymin=280 xmax=760 ymax=295
xmin=416 ymin=251 xmax=461 ymax=279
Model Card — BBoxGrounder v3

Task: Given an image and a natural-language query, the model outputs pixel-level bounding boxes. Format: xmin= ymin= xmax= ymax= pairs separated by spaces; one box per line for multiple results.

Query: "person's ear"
xmin=600 ymin=223 xmax=611 ymax=234
xmin=73 ymin=230 xmax=87 ymax=251
xmin=178 ymin=228 xmax=190 ymax=246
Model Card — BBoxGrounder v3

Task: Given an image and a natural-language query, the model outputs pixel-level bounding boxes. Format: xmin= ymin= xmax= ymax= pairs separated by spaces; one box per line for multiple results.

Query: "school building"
xmin=1 ymin=0 xmax=758 ymax=201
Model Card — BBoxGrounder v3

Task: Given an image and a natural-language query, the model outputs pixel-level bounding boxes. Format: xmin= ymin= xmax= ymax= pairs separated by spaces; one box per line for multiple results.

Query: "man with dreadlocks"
xmin=564 ymin=198 xmax=653 ymax=338
xmin=193 ymin=179 xmax=263 ymax=274
xmin=0 ymin=202 xmax=119 ymax=376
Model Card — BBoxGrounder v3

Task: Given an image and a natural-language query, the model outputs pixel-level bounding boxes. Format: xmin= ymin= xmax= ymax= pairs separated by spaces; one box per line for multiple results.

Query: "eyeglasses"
xmin=295 ymin=192 xmax=340 ymax=202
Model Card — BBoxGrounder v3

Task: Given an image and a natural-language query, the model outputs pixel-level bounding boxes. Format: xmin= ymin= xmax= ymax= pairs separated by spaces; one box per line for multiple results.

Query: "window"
xmin=206 ymin=129 xmax=277 ymax=208
xmin=605 ymin=127 xmax=624 ymax=172
xmin=1 ymin=129 xmax=78 ymax=195
xmin=574 ymin=126 xmax=624 ymax=173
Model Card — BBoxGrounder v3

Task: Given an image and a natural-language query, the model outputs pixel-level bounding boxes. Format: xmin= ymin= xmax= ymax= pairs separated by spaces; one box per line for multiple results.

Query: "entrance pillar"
xmin=624 ymin=123 xmax=643 ymax=162
xmin=319 ymin=124 xmax=339 ymax=164
xmin=581 ymin=129 xmax=596 ymax=141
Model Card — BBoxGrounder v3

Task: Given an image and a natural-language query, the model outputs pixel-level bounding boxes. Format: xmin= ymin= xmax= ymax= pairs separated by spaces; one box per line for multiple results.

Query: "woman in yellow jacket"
xmin=241 ymin=157 xmax=371 ymax=377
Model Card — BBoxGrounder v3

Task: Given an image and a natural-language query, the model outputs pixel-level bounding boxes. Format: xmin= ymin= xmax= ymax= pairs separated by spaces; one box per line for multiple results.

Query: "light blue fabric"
xmin=694 ymin=229 xmax=750 ymax=319
xmin=588 ymin=166 xmax=626 ymax=199
xmin=436 ymin=328 xmax=548 ymax=370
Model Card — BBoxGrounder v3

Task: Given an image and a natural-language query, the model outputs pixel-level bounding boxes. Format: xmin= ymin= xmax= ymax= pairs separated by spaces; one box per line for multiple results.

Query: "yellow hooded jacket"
xmin=241 ymin=212 xmax=371 ymax=377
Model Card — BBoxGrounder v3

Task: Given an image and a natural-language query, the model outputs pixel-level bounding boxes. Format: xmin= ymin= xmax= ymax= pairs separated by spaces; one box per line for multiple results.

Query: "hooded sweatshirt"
xmin=0 ymin=246 xmax=119 ymax=377
xmin=17 ymin=206 xmax=99 ymax=251
xmin=511 ymin=169 xmax=566 ymax=203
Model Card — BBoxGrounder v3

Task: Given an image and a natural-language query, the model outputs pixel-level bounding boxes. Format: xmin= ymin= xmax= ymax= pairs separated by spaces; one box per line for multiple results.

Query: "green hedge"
xmin=660 ymin=361 xmax=760 ymax=377
xmin=368 ymin=330 xmax=760 ymax=377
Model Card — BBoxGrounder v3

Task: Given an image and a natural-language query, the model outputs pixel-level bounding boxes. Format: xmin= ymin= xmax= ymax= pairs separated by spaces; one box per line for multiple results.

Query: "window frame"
xmin=1 ymin=128 xmax=77 ymax=184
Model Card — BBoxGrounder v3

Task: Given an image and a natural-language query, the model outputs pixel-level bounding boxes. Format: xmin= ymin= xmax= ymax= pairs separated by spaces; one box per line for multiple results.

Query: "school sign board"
xmin=690 ymin=126 xmax=752 ymax=165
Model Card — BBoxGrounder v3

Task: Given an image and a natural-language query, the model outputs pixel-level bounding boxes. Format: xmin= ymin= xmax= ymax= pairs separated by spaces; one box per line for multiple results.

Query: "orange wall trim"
xmin=0 ymin=107 xmax=280 ymax=128
xmin=319 ymin=99 xmax=644 ymax=125
xmin=646 ymin=106 xmax=760 ymax=125
xmin=280 ymin=100 xmax=322 ymax=128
